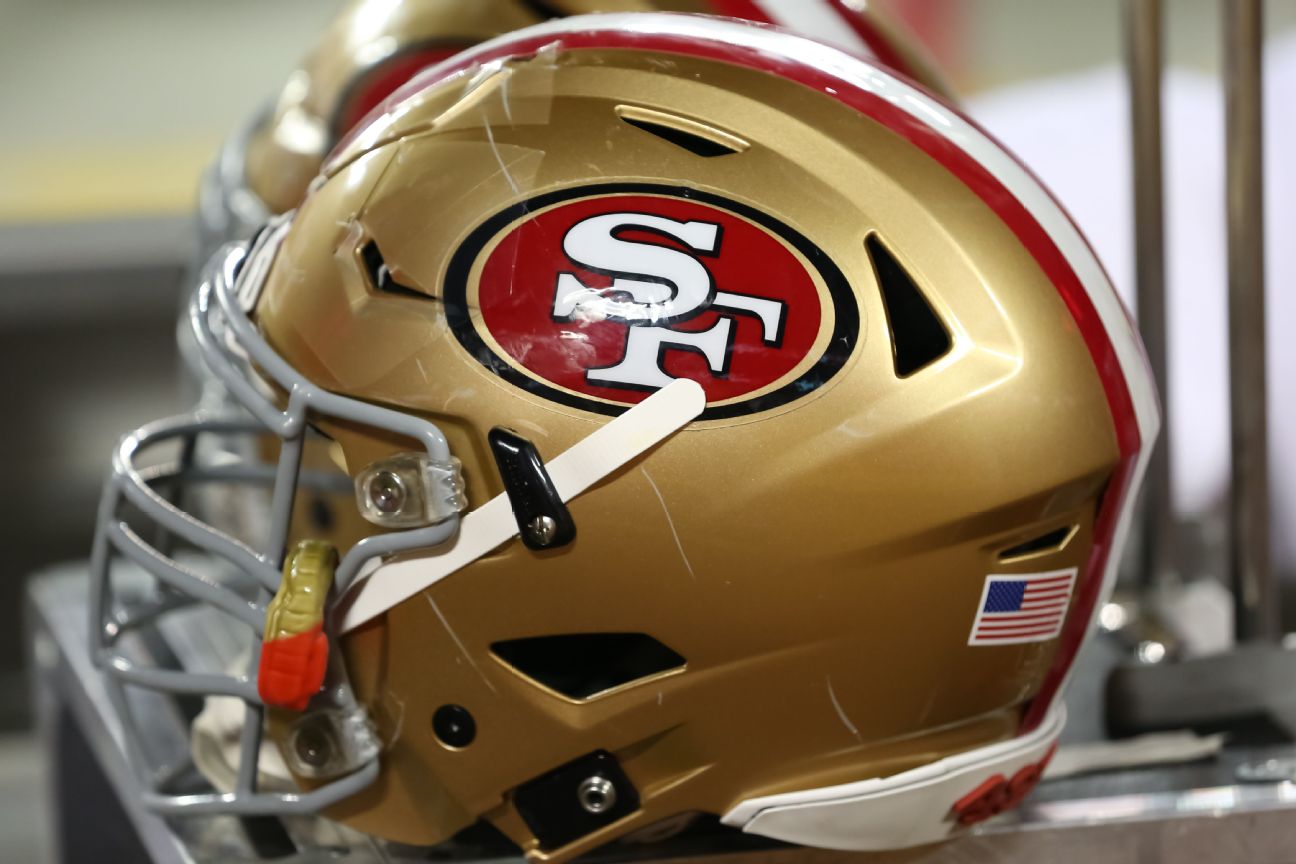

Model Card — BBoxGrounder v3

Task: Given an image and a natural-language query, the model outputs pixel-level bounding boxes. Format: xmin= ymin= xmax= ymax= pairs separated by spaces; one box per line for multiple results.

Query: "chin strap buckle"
xmin=488 ymin=427 xmax=577 ymax=551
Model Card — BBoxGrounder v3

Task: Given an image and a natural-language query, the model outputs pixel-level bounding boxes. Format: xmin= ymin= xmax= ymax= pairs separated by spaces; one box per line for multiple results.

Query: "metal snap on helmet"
xmin=94 ymin=11 xmax=1157 ymax=863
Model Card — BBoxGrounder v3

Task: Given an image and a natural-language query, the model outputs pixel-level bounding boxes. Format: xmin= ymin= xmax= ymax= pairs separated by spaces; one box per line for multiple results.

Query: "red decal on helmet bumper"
xmin=950 ymin=743 xmax=1056 ymax=826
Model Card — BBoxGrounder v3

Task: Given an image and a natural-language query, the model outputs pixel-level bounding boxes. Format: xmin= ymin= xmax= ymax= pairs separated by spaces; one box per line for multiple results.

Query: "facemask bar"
xmin=196 ymin=106 xmax=271 ymax=261
xmin=89 ymin=222 xmax=462 ymax=816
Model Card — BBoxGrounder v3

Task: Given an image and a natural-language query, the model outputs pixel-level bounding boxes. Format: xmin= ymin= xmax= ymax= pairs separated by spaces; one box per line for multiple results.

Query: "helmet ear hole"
xmin=491 ymin=633 xmax=685 ymax=700
xmin=866 ymin=234 xmax=952 ymax=377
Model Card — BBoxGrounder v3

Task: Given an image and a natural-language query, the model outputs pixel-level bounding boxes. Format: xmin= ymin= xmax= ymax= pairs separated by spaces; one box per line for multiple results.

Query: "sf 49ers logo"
xmin=446 ymin=185 xmax=858 ymax=420
xmin=552 ymin=211 xmax=790 ymax=391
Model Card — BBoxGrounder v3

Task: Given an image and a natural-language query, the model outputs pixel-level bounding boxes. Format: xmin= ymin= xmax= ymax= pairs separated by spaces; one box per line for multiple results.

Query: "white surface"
xmin=338 ymin=378 xmax=705 ymax=632
xmin=969 ymin=34 xmax=1296 ymax=573
xmin=1046 ymin=730 xmax=1225 ymax=780
xmin=723 ymin=705 xmax=1064 ymax=849
xmin=752 ymin=0 xmax=872 ymax=57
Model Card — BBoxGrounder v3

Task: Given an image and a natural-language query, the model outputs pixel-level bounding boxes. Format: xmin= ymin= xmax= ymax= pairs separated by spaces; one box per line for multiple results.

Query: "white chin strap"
xmin=191 ymin=693 xmax=293 ymax=792
xmin=337 ymin=378 xmax=706 ymax=633
xmin=190 ymin=691 xmax=364 ymax=847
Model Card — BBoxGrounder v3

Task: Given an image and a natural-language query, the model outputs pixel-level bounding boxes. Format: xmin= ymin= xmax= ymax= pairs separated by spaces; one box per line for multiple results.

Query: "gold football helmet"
xmin=201 ymin=0 xmax=949 ymax=250
xmin=95 ymin=12 xmax=1157 ymax=863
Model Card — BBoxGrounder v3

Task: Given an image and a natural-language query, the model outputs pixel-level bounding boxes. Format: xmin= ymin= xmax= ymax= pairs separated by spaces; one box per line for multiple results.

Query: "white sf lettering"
xmin=552 ymin=213 xmax=721 ymax=325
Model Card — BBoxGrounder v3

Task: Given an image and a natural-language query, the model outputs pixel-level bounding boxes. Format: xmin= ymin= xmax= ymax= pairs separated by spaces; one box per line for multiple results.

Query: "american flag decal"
xmin=968 ymin=568 xmax=1077 ymax=645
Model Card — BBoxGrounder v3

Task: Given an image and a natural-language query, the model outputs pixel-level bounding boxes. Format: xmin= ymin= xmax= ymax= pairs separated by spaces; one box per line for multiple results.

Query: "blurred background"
xmin=2 ymin=0 xmax=1293 ymax=860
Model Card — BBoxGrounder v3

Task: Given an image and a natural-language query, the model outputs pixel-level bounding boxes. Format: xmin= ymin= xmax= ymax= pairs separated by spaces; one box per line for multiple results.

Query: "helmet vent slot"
xmin=491 ymin=633 xmax=685 ymax=700
xmin=360 ymin=240 xmax=428 ymax=299
xmin=616 ymin=105 xmax=747 ymax=158
xmin=866 ymin=234 xmax=952 ymax=377
xmin=998 ymin=525 xmax=1078 ymax=561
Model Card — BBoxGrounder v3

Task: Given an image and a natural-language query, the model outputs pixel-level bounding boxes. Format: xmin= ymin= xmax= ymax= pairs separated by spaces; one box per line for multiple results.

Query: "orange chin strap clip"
xmin=258 ymin=540 xmax=338 ymax=711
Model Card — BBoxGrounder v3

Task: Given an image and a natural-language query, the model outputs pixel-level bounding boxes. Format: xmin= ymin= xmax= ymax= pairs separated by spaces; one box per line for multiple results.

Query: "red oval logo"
xmin=446 ymin=185 xmax=857 ymax=419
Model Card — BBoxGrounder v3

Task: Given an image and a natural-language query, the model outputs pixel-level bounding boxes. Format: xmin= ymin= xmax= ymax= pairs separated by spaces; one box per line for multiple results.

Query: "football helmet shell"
xmin=200 ymin=0 xmax=950 ymax=252
xmin=96 ymin=12 xmax=1157 ymax=863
